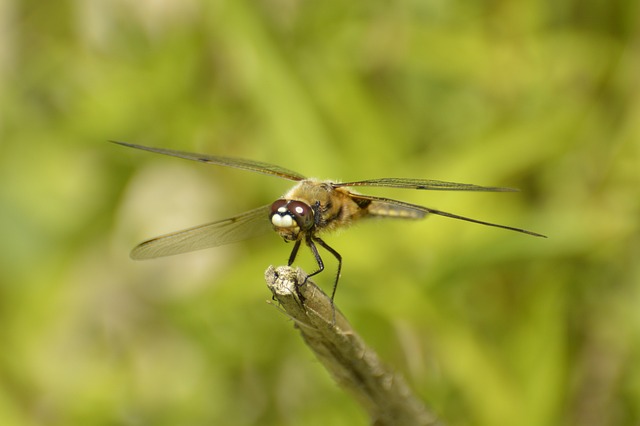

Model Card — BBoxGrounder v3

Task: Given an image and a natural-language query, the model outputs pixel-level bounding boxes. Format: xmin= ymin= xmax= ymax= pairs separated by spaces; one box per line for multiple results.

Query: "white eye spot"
xmin=272 ymin=215 xmax=295 ymax=228
xmin=294 ymin=206 xmax=304 ymax=215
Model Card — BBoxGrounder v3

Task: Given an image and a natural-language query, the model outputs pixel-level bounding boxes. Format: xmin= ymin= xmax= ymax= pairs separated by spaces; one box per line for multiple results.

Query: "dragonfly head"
xmin=270 ymin=199 xmax=315 ymax=240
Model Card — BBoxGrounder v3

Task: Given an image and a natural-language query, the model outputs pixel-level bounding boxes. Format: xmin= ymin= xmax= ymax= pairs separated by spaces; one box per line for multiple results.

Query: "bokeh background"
xmin=1 ymin=1 xmax=638 ymax=425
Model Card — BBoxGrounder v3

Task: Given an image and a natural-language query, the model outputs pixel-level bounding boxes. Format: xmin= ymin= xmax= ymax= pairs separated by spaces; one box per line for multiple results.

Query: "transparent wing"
xmin=350 ymin=194 xmax=547 ymax=238
xmin=112 ymin=141 xmax=306 ymax=181
xmin=336 ymin=177 xmax=517 ymax=192
xmin=131 ymin=205 xmax=273 ymax=259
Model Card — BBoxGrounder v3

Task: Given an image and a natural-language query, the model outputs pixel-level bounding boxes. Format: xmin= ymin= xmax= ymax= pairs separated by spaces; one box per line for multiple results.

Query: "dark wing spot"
xmin=353 ymin=198 xmax=372 ymax=209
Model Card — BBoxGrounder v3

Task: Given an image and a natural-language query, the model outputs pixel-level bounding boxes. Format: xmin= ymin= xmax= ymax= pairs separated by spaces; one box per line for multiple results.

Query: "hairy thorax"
xmin=274 ymin=179 xmax=369 ymax=241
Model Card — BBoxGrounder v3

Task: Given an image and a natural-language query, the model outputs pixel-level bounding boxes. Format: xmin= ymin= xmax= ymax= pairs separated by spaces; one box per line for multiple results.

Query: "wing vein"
xmin=131 ymin=205 xmax=273 ymax=259
xmin=337 ymin=178 xmax=517 ymax=192
xmin=111 ymin=141 xmax=306 ymax=181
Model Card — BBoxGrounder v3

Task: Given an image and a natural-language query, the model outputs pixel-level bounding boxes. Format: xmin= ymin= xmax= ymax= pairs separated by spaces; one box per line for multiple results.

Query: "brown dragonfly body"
xmin=114 ymin=141 xmax=545 ymax=301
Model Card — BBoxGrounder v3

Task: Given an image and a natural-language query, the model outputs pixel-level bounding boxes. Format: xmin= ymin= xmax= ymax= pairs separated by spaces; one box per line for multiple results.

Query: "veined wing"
xmin=336 ymin=177 xmax=517 ymax=192
xmin=131 ymin=205 xmax=273 ymax=259
xmin=350 ymin=194 xmax=547 ymax=238
xmin=111 ymin=141 xmax=306 ymax=181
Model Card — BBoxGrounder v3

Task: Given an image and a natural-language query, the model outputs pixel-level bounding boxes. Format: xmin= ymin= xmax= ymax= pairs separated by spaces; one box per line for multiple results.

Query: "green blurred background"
xmin=1 ymin=1 xmax=638 ymax=425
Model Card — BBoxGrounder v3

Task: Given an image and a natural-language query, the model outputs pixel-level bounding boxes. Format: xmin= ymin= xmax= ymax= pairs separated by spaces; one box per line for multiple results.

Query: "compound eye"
xmin=270 ymin=199 xmax=289 ymax=215
xmin=287 ymin=200 xmax=313 ymax=229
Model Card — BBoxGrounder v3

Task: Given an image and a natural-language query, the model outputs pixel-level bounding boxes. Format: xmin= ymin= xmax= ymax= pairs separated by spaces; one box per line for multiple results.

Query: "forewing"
xmin=112 ymin=141 xmax=306 ymax=181
xmin=336 ymin=178 xmax=517 ymax=192
xmin=131 ymin=205 xmax=273 ymax=259
xmin=350 ymin=194 xmax=546 ymax=237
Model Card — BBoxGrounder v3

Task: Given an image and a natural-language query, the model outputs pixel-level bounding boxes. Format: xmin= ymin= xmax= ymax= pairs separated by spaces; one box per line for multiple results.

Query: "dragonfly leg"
xmin=287 ymin=239 xmax=302 ymax=266
xmin=303 ymin=235 xmax=325 ymax=283
xmin=307 ymin=235 xmax=342 ymax=325
xmin=285 ymin=239 xmax=306 ymax=303
xmin=311 ymin=236 xmax=342 ymax=303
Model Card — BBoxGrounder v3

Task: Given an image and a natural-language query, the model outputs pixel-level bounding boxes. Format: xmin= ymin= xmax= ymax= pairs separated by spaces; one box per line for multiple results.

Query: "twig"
xmin=264 ymin=266 xmax=442 ymax=426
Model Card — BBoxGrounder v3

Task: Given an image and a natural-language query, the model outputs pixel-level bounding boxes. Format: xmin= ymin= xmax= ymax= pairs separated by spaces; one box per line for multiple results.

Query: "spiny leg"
xmin=287 ymin=239 xmax=303 ymax=266
xmin=286 ymin=239 xmax=305 ymax=302
xmin=311 ymin=236 xmax=342 ymax=303
xmin=304 ymin=234 xmax=325 ymax=282
xmin=307 ymin=235 xmax=342 ymax=324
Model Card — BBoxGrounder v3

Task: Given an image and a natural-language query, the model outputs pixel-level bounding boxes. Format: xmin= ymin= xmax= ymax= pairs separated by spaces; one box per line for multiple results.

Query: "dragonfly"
xmin=113 ymin=141 xmax=546 ymax=302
